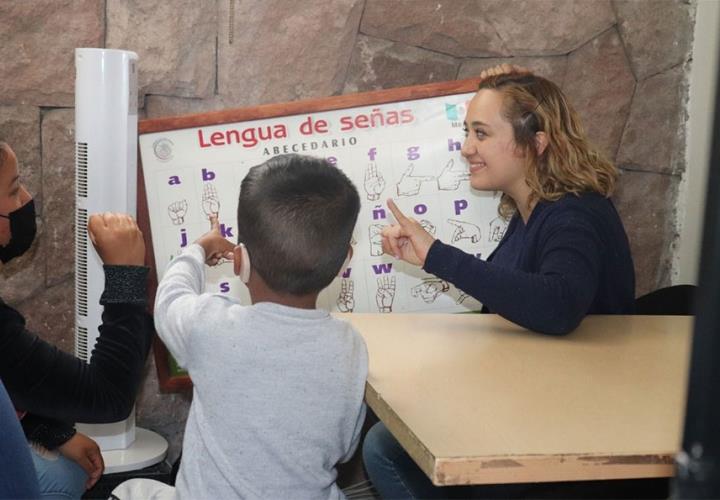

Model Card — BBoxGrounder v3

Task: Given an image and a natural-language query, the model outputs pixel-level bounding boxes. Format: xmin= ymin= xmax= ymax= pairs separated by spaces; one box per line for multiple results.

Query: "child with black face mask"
xmin=0 ymin=141 xmax=155 ymax=498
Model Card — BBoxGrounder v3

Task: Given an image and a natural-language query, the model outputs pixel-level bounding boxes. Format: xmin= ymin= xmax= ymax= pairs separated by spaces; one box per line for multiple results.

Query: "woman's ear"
xmin=535 ymin=131 xmax=549 ymax=156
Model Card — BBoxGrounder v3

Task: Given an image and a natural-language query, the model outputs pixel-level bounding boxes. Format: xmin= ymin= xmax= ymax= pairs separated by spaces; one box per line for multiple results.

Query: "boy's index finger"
xmin=386 ymin=198 xmax=410 ymax=225
xmin=208 ymin=213 xmax=220 ymax=231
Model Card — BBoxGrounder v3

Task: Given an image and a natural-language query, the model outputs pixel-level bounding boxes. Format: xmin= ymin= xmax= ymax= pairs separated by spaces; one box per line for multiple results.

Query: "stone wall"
xmin=0 ymin=0 xmax=696 ymax=461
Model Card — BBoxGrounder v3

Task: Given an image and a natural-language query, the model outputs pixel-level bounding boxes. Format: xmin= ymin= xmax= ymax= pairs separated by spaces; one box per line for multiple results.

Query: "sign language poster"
xmin=139 ymin=92 xmax=507 ymax=314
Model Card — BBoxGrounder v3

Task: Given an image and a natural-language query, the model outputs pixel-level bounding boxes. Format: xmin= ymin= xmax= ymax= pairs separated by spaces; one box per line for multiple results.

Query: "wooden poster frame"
xmin=138 ymin=76 xmax=484 ymax=392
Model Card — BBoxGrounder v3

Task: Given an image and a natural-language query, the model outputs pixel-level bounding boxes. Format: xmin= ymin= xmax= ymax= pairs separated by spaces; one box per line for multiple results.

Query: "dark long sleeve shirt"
xmin=1 ymin=266 xmax=154 ymax=441
xmin=424 ymin=193 xmax=635 ymax=335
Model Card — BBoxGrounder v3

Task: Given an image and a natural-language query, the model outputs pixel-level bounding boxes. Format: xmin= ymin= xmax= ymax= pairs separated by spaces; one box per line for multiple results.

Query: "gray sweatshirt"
xmin=154 ymin=244 xmax=368 ymax=500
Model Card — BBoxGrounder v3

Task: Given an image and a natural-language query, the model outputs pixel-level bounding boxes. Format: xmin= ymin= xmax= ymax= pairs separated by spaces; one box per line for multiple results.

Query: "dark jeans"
xmin=363 ymin=421 xmax=445 ymax=499
xmin=0 ymin=379 xmax=40 ymax=499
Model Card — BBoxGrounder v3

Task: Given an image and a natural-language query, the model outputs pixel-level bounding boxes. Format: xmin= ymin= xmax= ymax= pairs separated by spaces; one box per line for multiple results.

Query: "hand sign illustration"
xmin=448 ymin=219 xmax=481 ymax=244
xmin=376 ymin=275 xmax=396 ymax=313
xmin=419 ymin=219 xmax=436 ymax=236
xmin=411 ymin=278 xmax=450 ymax=304
xmin=364 ymin=162 xmax=386 ymax=201
xmin=337 ymin=278 xmax=355 ymax=313
xmin=168 ymin=200 xmax=188 ymax=225
xmin=369 ymin=224 xmax=385 ymax=256
xmin=202 ymin=182 xmax=220 ymax=217
xmin=489 ymin=217 xmax=508 ymax=242
xmin=437 ymin=159 xmax=470 ymax=191
xmin=396 ymin=164 xmax=434 ymax=197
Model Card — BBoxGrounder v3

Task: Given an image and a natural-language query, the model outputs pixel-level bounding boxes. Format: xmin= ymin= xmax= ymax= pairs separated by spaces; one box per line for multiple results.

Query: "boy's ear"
xmin=233 ymin=245 xmax=242 ymax=276
xmin=233 ymin=244 xmax=251 ymax=284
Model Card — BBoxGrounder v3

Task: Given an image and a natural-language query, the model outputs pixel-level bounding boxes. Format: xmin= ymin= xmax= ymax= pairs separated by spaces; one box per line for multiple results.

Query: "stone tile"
xmin=617 ymin=66 xmax=687 ymax=175
xmin=0 ymin=218 xmax=48 ymax=307
xmin=135 ymin=355 xmax=191 ymax=463
xmin=0 ymin=105 xmax=45 ymax=304
xmin=614 ymin=0 xmax=694 ymax=80
xmin=361 ymin=0 xmax=508 ymax=57
xmin=343 ymin=35 xmax=460 ymax=94
xmin=487 ymin=0 xmax=616 ymax=55
xmin=0 ymin=0 xmax=103 ymax=106
xmin=144 ymin=95 xmax=234 ymax=120
xmin=15 ymin=278 xmax=75 ymax=355
xmin=564 ymin=28 xmax=636 ymax=161
xmin=612 ymin=169 xmax=678 ymax=296
xmin=458 ymin=55 xmax=568 ymax=88
xmin=42 ymin=109 xmax=76 ymax=287
xmin=0 ymin=105 xmax=43 ymax=213
xmin=217 ymin=0 xmax=364 ymax=106
xmin=106 ymin=0 xmax=217 ymax=102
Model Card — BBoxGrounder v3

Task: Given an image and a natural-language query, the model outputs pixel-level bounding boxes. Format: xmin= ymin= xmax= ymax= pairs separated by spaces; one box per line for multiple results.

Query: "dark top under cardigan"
xmin=424 ymin=192 xmax=635 ymax=335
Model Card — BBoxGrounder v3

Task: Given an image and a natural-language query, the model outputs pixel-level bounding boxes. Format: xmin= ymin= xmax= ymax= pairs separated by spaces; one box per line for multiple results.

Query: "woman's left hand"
xmin=58 ymin=432 xmax=105 ymax=490
xmin=381 ymin=199 xmax=435 ymax=267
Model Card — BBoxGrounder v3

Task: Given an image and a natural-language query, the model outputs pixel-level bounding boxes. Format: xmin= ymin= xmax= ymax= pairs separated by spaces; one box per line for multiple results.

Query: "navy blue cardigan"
xmin=424 ymin=193 xmax=635 ymax=335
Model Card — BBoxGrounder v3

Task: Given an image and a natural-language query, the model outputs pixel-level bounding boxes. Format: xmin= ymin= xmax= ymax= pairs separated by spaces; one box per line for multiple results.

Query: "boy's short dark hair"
xmin=237 ymin=154 xmax=360 ymax=295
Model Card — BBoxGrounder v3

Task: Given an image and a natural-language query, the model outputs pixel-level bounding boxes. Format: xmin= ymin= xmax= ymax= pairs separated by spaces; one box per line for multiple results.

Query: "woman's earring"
xmin=239 ymin=243 xmax=251 ymax=284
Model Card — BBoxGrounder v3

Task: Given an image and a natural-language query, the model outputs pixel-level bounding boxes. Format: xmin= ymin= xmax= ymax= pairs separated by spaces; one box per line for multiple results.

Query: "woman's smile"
xmin=468 ymin=161 xmax=487 ymax=174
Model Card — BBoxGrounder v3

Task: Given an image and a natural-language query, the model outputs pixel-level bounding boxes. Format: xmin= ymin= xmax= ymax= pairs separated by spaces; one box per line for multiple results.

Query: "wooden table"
xmin=342 ymin=314 xmax=693 ymax=486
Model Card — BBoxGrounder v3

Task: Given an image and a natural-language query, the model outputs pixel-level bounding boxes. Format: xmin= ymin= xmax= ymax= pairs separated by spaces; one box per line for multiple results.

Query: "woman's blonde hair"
xmin=478 ymin=72 xmax=618 ymax=218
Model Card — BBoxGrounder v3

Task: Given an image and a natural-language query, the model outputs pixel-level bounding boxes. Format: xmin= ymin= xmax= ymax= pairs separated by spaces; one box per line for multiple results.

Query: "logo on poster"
xmin=153 ymin=138 xmax=174 ymax=162
xmin=445 ymin=103 xmax=466 ymax=128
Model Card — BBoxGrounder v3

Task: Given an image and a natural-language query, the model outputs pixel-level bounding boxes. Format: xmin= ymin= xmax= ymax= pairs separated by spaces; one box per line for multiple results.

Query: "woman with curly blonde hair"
xmin=364 ymin=67 xmax=635 ymax=499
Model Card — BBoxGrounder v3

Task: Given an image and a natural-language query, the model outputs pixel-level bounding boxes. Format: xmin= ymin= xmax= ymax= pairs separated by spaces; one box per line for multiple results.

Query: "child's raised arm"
xmin=154 ymin=215 xmax=235 ymax=367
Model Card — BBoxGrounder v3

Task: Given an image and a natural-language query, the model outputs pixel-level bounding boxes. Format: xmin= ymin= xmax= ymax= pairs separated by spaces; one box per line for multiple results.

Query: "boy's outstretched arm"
xmin=154 ymin=215 xmax=235 ymax=367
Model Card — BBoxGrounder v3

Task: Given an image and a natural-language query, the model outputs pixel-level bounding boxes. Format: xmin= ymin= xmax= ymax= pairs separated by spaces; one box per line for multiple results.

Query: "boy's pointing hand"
xmin=195 ymin=214 xmax=236 ymax=266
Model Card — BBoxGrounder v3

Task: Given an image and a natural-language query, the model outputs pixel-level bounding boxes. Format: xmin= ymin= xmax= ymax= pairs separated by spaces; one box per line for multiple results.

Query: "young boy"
xmin=153 ymin=154 xmax=367 ymax=499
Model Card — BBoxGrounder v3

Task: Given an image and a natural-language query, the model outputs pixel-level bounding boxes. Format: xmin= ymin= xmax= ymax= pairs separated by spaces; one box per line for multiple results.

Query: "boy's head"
xmin=237 ymin=154 xmax=360 ymax=296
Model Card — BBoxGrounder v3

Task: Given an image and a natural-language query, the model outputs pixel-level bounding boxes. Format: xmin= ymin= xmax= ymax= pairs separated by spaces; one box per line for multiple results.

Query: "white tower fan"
xmin=75 ymin=48 xmax=167 ymax=473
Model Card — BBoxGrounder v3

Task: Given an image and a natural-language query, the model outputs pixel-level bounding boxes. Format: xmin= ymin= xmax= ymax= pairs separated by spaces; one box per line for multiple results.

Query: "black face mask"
xmin=0 ymin=199 xmax=37 ymax=263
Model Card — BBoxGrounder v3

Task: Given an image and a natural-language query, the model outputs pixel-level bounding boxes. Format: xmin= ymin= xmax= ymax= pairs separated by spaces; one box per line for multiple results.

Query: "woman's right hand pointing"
xmin=381 ymin=199 xmax=435 ymax=267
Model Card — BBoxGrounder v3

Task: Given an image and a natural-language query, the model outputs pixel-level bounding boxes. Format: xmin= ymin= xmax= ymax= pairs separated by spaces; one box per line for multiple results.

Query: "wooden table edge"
xmin=364 ymin=382 xmax=677 ymax=486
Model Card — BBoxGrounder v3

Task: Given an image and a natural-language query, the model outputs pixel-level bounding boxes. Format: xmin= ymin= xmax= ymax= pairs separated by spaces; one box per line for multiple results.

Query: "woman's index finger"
xmin=386 ymin=198 xmax=410 ymax=225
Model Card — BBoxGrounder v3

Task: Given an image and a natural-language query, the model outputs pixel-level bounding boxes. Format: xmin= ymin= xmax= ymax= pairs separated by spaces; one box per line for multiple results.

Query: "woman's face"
xmin=461 ymin=89 xmax=528 ymax=197
xmin=0 ymin=146 xmax=32 ymax=246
